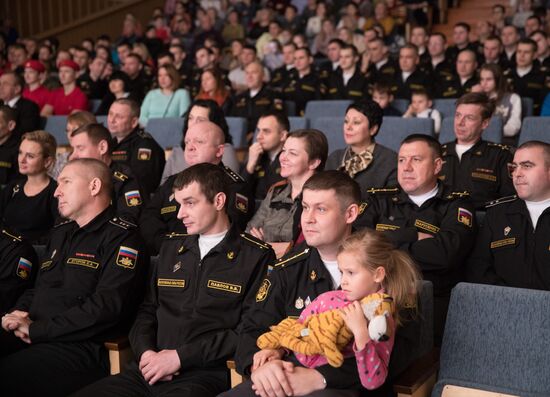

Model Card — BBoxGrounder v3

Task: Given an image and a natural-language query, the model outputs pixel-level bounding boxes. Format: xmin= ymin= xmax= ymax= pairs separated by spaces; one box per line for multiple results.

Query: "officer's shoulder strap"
xmin=109 ymin=217 xmax=137 ymax=230
xmin=485 ymin=195 xmax=518 ymax=208
xmin=445 ymin=191 xmax=470 ymax=200
xmin=273 ymin=247 xmax=311 ymax=269
xmin=163 ymin=232 xmax=190 ymax=240
xmin=366 ymin=187 xmax=400 ymax=195
xmin=268 ymin=179 xmax=288 ymax=193
xmin=113 ymin=170 xmax=128 ymax=182
xmin=240 ymin=233 xmax=271 ymax=250
xmin=1 ymin=228 xmax=22 ymax=242
xmin=54 ymin=219 xmax=74 ymax=228
xmin=137 ymin=129 xmax=154 ymax=139
xmin=487 ymin=142 xmax=511 ymax=151
xmin=223 ymin=165 xmax=245 ymax=183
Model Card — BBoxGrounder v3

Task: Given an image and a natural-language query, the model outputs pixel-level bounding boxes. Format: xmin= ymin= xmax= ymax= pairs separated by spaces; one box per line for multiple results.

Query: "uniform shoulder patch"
xmin=273 ymin=247 xmax=311 ymax=269
xmin=268 ymin=179 xmax=289 ymax=193
xmin=113 ymin=170 xmax=128 ymax=182
xmin=485 ymin=195 xmax=518 ymax=208
xmin=240 ymin=233 xmax=271 ymax=250
xmin=110 ymin=217 xmax=137 ymax=229
xmin=137 ymin=129 xmax=153 ymax=139
xmin=1 ymin=229 xmax=22 ymax=242
xmin=223 ymin=165 xmax=245 ymax=183
xmin=446 ymin=191 xmax=470 ymax=200
xmin=366 ymin=187 xmax=400 ymax=195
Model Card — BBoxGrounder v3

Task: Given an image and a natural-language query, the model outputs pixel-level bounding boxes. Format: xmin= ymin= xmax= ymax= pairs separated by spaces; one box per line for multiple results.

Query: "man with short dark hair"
xmin=439 ymin=92 xmax=514 ymax=209
xmin=392 ymin=44 xmax=431 ymax=99
xmin=69 ymin=123 xmax=145 ymax=223
xmin=0 ymin=71 xmax=40 ymax=137
xmin=482 ymin=35 xmax=505 ymax=66
xmin=122 ymin=52 xmax=151 ymax=102
xmin=446 ymin=22 xmax=477 ymax=62
xmin=242 ymin=110 xmax=288 ymax=200
xmin=356 ymin=134 xmax=476 ymax=344
xmin=364 ymin=38 xmax=398 ymax=89
xmin=77 ymin=55 xmax=109 ymax=100
xmin=0 ymin=158 xmax=148 ymax=396
xmin=141 ymin=121 xmax=255 ymax=255
xmin=270 ymin=42 xmax=298 ymax=93
xmin=75 ymin=163 xmax=274 ymax=397
xmin=500 ymin=25 xmax=520 ymax=69
xmin=420 ymin=33 xmax=455 ymax=92
xmin=282 ymin=47 xmax=322 ymax=116
xmin=325 ymin=45 xmax=368 ymax=100
xmin=437 ymin=49 xmax=479 ymax=98
xmin=467 ymin=141 xmax=550 ymax=290
xmin=107 ymin=99 xmax=166 ymax=196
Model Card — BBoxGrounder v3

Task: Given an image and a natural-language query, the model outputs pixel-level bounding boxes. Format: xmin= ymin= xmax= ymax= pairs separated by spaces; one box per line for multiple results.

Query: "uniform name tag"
xmin=414 ymin=219 xmax=440 ymax=234
xmin=158 ymin=278 xmax=185 ymax=287
xmin=161 ymin=205 xmax=177 ymax=214
xmin=0 ymin=161 xmax=12 ymax=168
xmin=376 ymin=223 xmax=400 ymax=231
xmin=490 ymin=238 xmax=516 ymax=249
xmin=207 ymin=280 xmax=242 ymax=294
xmin=67 ymin=257 xmax=100 ymax=269
xmin=472 ymin=172 xmax=497 ymax=182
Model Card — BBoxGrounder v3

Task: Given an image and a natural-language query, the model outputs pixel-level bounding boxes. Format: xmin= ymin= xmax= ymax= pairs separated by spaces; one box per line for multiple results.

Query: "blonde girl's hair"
xmin=338 ymin=229 xmax=422 ymax=325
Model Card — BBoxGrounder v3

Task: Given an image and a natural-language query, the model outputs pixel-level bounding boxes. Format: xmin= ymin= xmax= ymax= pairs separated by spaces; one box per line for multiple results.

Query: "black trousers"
xmin=72 ymin=361 xmax=229 ymax=397
xmin=218 ymin=380 xmax=361 ymax=397
xmin=0 ymin=336 xmax=109 ymax=397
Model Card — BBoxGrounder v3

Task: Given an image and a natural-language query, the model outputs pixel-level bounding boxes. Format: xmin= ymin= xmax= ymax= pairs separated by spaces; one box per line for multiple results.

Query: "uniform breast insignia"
xmin=305 ymin=296 xmax=311 ymax=306
xmin=358 ymin=202 xmax=368 ymax=214
xmin=12 ymin=183 xmax=20 ymax=196
xmin=414 ymin=219 xmax=440 ymax=234
xmin=125 ymin=190 xmax=142 ymax=207
xmin=310 ymin=270 xmax=317 ymax=281
xmin=112 ymin=150 xmax=127 ymax=161
xmin=161 ymin=205 xmax=177 ymax=214
xmin=177 ymin=244 xmax=186 ymax=254
xmin=376 ymin=223 xmax=400 ymax=231
xmin=504 ymin=226 xmax=511 ymax=236
xmin=113 ymin=171 xmax=128 ymax=182
xmin=207 ymin=280 xmax=242 ymax=294
xmin=169 ymin=193 xmax=175 ymax=202
xmin=457 ymin=208 xmax=473 ymax=227
xmin=16 ymin=257 xmax=32 ymax=280
xmin=227 ymin=251 xmax=235 ymax=260
xmin=490 ymin=238 xmax=516 ymax=249
xmin=138 ymin=148 xmax=152 ymax=161
xmin=235 ymin=193 xmax=249 ymax=213
xmin=471 ymin=171 xmax=497 ymax=182
xmin=0 ymin=161 xmax=11 ymax=168
xmin=173 ymin=261 xmax=182 ymax=272
xmin=40 ymin=261 xmax=52 ymax=270
xmin=256 ymin=279 xmax=271 ymax=302
xmin=158 ymin=278 xmax=185 ymax=288
xmin=295 ymin=296 xmax=304 ymax=309
xmin=116 ymin=246 xmax=138 ymax=269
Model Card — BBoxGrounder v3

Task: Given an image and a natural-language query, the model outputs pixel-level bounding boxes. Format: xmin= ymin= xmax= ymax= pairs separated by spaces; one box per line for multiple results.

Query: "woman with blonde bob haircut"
xmin=0 ymin=130 xmax=59 ymax=242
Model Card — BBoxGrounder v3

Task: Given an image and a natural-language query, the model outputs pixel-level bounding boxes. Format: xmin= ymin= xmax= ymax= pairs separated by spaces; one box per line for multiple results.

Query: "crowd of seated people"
xmin=0 ymin=0 xmax=550 ymax=396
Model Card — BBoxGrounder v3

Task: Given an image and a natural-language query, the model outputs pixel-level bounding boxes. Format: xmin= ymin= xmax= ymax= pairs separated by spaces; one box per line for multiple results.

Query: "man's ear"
xmin=89 ymin=177 xmax=102 ymax=197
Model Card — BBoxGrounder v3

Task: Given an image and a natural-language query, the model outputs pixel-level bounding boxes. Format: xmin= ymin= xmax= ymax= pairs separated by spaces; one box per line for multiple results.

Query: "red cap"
xmin=24 ymin=60 xmax=45 ymax=73
xmin=58 ymin=59 xmax=80 ymax=72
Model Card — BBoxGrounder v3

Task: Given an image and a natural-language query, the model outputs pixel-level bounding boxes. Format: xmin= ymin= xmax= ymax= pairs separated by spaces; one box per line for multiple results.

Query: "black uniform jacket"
xmin=13 ymin=208 xmax=148 ymax=344
xmin=439 ymin=140 xmax=515 ymax=209
xmin=0 ymin=227 xmax=37 ymax=314
xmin=111 ymin=128 xmax=166 ymax=196
xmin=129 ymin=225 xmax=274 ymax=370
xmin=355 ymin=184 xmax=476 ymax=296
xmin=467 ymin=196 xmax=550 ymax=289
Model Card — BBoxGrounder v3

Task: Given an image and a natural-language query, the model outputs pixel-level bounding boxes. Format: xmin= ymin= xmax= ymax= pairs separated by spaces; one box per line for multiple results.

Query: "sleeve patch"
xmin=116 ymin=246 xmax=138 ymax=269
xmin=124 ymin=190 xmax=142 ymax=207
xmin=457 ymin=207 xmax=473 ymax=227
xmin=16 ymin=257 xmax=33 ymax=280
xmin=256 ymin=279 xmax=271 ymax=302
xmin=138 ymin=148 xmax=152 ymax=161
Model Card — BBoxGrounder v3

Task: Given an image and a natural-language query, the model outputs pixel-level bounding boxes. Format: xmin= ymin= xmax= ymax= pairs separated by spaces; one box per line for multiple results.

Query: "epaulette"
xmin=164 ymin=232 xmax=189 ymax=239
xmin=445 ymin=191 xmax=470 ymax=200
xmin=113 ymin=170 xmax=128 ymax=182
xmin=273 ymin=247 xmax=311 ymax=269
xmin=487 ymin=142 xmax=511 ymax=151
xmin=268 ymin=179 xmax=288 ymax=193
xmin=366 ymin=187 xmax=400 ymax=195
xmin=54 ymin=219 xmax=74 ymax=228
xmin=1 ymin=229 xmax=22 ymax=242
xmin=223 ymin=165 xmax=245 ymax=183
xmin=137 ymin=129 xmax=153 ymax=139
xmin=109 ymin=217 xmax=137 ymax=229
xmin=485 ymin=195 xmax=518 ymax=208
xmin=240 ymin=233 xmax=271 ymax=250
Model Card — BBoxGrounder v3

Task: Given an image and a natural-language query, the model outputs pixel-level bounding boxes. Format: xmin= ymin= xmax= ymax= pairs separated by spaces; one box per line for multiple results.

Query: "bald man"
xmin=0 ymin=159 xmax=148 ymax=397
xmin=141 ymin=121 xmax=255 ymax=254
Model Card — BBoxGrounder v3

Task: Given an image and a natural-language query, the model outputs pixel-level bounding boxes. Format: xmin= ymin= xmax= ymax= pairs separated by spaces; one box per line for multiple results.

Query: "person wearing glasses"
xmin=467 ymin=141 xmax=550 ymax=290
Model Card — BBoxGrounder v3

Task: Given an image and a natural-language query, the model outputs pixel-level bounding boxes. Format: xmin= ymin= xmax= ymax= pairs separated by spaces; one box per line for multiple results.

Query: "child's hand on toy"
xmin=252 ymin=348 xmax=285 ymax=371
xmin=340 ymin=301 xmax=370 ymax=350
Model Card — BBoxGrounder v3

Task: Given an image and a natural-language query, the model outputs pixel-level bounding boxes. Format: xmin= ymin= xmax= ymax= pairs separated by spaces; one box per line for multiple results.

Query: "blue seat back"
xmin=305 ymin=100 xmax=352 ymax=119
xmin=433 ymin=98 xmax=456 ymax=119
xmin=288 ymin=117 xmax=308 ymax=131
xmin=391 ymin=99 xmax=410 ymax=115
xmin=309 ymin=117 xmax=345 ymax=153
xmin=377 ymin=117 xmax=434 ymax=152
xmin=226 ymin=117 xmax=248 ymax=148
xmin=44 ymin=116 xmax=69 ymax=145
xmin=145 ymin=117 xmax=184 ymax=149
xmin=518 ymin=117 xmax=550 ymax=145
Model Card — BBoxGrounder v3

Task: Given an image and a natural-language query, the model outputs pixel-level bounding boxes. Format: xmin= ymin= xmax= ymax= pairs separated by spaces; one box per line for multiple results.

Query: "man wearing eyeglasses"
xmin=438 ymin=92 xmax=515 ymax=209
xmin=467 ymin=140 xmax=550 ymax=289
